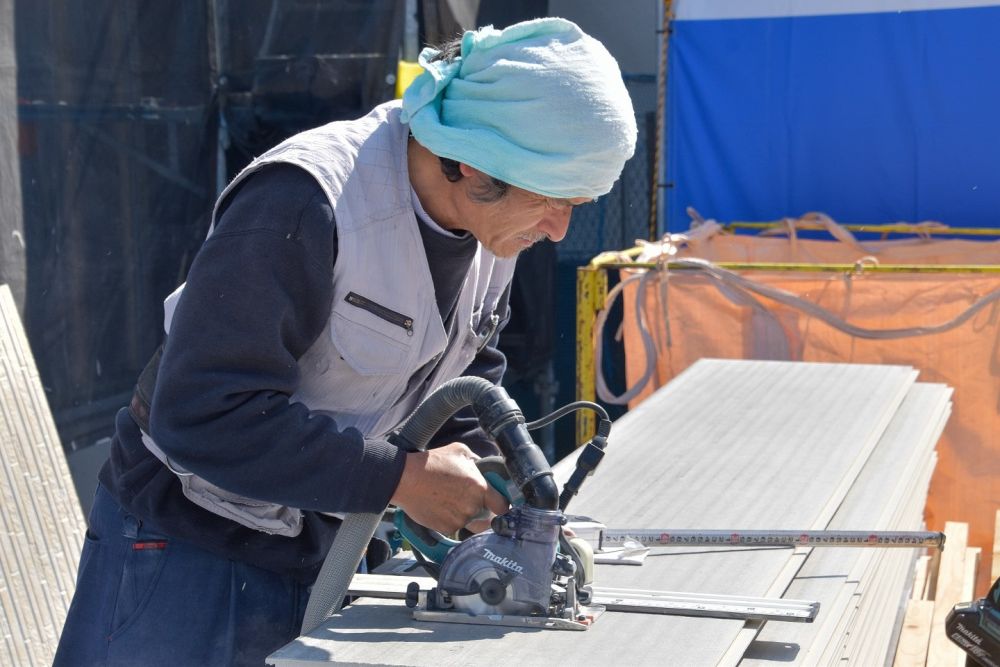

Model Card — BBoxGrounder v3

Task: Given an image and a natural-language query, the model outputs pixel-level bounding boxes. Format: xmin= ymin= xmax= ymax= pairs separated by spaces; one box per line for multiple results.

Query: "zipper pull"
xmin=477 ymin=313 xmax=500 ymax=351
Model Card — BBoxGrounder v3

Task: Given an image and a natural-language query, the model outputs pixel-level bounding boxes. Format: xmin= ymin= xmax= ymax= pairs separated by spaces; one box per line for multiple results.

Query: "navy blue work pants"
xmin=53 ymin=485 xmax=313 ymax=666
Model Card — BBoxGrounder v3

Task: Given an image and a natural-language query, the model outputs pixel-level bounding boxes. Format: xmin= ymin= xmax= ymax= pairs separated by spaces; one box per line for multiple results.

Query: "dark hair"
xmin=428 ymin=36 xmax=511 ymax=203
xmin=438 ymin=157 xmax=509 ymax=203
xmin=428 ymin=35 xmax=463 ymax=63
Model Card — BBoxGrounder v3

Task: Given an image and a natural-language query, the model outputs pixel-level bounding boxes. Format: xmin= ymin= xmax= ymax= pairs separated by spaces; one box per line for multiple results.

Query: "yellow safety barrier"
xmin=395 ymin=60 xmax=423 ymax=99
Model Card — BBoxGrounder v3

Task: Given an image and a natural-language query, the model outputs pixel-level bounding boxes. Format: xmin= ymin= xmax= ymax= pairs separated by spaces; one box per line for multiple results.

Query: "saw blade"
xmin=448 ymin=568 xmax=519 ymax=616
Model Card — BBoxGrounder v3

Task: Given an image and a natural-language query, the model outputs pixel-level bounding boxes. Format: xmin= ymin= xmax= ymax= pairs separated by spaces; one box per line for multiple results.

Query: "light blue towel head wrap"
xmin=400 ymin=17 xmax=637 ymax=200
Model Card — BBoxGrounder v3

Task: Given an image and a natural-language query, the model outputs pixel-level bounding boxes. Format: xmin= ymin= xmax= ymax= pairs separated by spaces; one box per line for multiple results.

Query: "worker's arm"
xmin=149 ymin=165 xmax=491 ymax=529
xmin=380 ymin=272 xmax=514 ymax=532
xmin=399 ymin=288 xmax=513 ymax=532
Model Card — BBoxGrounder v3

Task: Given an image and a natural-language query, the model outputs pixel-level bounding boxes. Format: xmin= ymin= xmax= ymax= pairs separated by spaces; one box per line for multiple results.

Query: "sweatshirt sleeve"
xmin=148 ymin=164 xmax=407 ymax=514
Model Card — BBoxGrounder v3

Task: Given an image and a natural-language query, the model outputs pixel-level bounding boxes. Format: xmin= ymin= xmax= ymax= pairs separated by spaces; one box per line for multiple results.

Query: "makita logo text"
xmin=482 ymin=548 xmax=523 ymax=574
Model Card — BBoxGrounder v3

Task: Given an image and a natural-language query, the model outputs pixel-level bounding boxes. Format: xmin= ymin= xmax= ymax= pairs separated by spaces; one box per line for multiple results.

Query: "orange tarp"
xmin=616 ymin=221 xmax=1000 ymax=594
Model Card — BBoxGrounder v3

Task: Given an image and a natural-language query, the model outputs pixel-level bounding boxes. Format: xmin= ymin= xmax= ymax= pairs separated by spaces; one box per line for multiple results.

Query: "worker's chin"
xmin=491 ymin=246 xmax=524 ymax=259
xmin=488 ymin=242 xmax=527 ymax=258
xmin=489 ymin=237 xmax=539 ymax=258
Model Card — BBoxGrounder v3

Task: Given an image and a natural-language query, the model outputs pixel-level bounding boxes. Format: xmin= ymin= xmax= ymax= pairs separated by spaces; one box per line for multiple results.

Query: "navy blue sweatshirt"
xmin=100 ymin=164 xmax=509 ymax=579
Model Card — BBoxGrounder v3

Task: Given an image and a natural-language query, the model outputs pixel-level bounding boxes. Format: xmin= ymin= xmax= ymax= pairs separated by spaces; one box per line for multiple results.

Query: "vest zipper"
xmin=345 ymin=292 xmax=414 ymax=336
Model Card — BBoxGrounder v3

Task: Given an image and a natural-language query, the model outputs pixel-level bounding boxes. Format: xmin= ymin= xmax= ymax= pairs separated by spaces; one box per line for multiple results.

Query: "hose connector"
xmin=473 ymin=386 xmax=559 ymax=511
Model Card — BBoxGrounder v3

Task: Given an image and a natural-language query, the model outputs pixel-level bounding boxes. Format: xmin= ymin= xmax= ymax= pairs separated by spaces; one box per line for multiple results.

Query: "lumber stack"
xmin=0 ymin=284 xmax=85 ymax=665
xmin=892 ymin=515 xmax=994 ymax=667
xmin=269 ymin=359 xmax=952 ymax=666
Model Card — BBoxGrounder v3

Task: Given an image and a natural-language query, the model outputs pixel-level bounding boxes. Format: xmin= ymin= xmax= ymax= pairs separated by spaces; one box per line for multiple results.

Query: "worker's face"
xmin=460 ymin=169 xmax=591 ymax=258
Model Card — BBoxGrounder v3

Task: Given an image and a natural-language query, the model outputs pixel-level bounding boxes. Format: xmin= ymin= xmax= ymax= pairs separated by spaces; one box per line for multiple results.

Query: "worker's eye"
xmin=544 ymin=198 xmax=575 ymax=210
xmin=526 ymin=192 xmax=594 ymax=209
xmin=548 ymin=197 xmax=598 ymax=209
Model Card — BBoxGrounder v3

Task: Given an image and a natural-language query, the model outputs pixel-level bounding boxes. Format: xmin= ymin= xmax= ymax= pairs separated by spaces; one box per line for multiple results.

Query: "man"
xmin=55 ymin=16 xmax=635 ymax=666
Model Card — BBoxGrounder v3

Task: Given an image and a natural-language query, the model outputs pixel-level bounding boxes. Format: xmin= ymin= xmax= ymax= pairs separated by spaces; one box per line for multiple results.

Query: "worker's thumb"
xmin=484 ymin=485 xmax=510 ymax=517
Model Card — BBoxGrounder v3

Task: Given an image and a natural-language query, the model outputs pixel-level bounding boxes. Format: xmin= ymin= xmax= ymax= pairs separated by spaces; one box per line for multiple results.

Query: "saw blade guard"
xmin=436 ymin=505 xmax=563 ymax=616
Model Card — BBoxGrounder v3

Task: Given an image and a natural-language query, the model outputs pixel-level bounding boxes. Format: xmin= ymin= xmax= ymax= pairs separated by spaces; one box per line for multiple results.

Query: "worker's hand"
xmin=464 ymin=514 xmax=496 ymax=535
xmin=390 ymin=442 xmax=510 ymax=535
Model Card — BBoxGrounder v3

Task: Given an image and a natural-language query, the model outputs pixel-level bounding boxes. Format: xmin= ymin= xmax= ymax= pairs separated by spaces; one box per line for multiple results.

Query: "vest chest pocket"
xmin=344 ymin=292 xmax=414 ymax=337
xmin=318 ymin=299 xmax=416 ymax=413
xmin=332 ymin=312 xmax=411 ymax=373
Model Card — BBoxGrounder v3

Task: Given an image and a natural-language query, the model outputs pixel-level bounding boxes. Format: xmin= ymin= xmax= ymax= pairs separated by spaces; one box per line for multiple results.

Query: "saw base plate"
xmin=412 ymin=604 xmax=606 ymax=631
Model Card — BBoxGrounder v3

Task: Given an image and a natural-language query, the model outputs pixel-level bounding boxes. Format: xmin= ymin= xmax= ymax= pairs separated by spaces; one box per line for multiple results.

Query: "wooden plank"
xmin=911 ymin=556 xmax=931 ymax=601
xmin=925 ymin=548 xmax=942 ymax=603
xmin=269 ymin=360 xmax=921 ymax=666
xmin=962 ymin=547 xmax=981 ymax=603
xmin=926 ymin=521 xmax=970 ymax=667
xmin=992 ymin=509 xmax=1000 ymax=582
xmin=0 ymin=284 xmax=85 ymax=666
xmin=892 ymin=600 xmax=935 ymax=667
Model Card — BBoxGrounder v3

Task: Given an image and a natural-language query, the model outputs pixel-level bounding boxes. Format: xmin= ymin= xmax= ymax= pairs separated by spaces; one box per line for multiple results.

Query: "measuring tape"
xmin=597 ymin=529 xmax=945 ymax=550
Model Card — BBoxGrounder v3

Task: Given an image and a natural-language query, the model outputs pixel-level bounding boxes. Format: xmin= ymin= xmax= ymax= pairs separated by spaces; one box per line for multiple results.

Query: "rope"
xmin=594 ymin=257 xmax=1000 ymax=405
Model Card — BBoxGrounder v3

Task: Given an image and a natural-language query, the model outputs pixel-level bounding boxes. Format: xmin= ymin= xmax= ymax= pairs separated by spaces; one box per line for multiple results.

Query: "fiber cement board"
xmin=269 ymin=360 xmax=918 ymax=666
xmin=0 ymin=284 xmax=85 ymax=666
xmin=741 ymin=383 xmax=949 ymax=664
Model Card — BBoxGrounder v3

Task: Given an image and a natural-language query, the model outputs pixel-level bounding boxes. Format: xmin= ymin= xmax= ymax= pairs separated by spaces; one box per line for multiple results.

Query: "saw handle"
xmin=393 ymin=456 xmax=518 ymax=565
xmin=475 ymin=455 xmax=523 ymax=507
xmin=392 ymin=511 xmax=458 ymax=564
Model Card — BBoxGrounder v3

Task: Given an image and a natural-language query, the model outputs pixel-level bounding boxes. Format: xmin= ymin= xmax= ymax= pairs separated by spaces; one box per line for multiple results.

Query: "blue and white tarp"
xmin=665 ymin=0 xmax=1000 ymax=232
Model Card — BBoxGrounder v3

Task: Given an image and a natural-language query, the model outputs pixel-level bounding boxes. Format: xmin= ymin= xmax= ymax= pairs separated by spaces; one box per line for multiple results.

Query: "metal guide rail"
xmin=590 ymin=586 xmax=819 ymax=623
xmin=347 ymin=573 xmax=821 ymax=625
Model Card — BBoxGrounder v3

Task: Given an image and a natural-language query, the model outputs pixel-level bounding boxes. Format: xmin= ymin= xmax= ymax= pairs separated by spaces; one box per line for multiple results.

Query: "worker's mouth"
xmin=517 ymin=233 xmax=546 ymax=248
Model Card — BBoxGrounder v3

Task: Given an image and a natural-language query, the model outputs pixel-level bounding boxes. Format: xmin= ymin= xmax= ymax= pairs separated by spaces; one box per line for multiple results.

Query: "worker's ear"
xmin=458 ymin=163 xmax=484 ymax=180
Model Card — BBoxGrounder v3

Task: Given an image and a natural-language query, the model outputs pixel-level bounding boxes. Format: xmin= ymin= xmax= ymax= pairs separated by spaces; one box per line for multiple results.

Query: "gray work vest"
xmin=143 ymin=101 xmax=518 ymax=535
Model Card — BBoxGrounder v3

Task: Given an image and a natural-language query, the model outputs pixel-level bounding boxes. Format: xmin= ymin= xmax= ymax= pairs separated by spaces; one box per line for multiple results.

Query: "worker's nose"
xmin=538 ymin=207 xmax=572 ymax=243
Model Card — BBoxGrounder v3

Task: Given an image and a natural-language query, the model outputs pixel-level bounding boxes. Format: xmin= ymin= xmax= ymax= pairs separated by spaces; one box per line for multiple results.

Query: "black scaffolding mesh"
xmin=15 ymin=1 xmax=403 ymax=449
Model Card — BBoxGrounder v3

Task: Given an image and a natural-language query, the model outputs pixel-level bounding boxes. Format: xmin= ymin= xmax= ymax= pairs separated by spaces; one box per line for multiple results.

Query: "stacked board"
xmin=268 ymin=359 xmax=950 ymax=666
xmin=739 ymin=383 xmax=948 ymax=665
xmin=0 ymin=284 xmax=85 ymax=665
